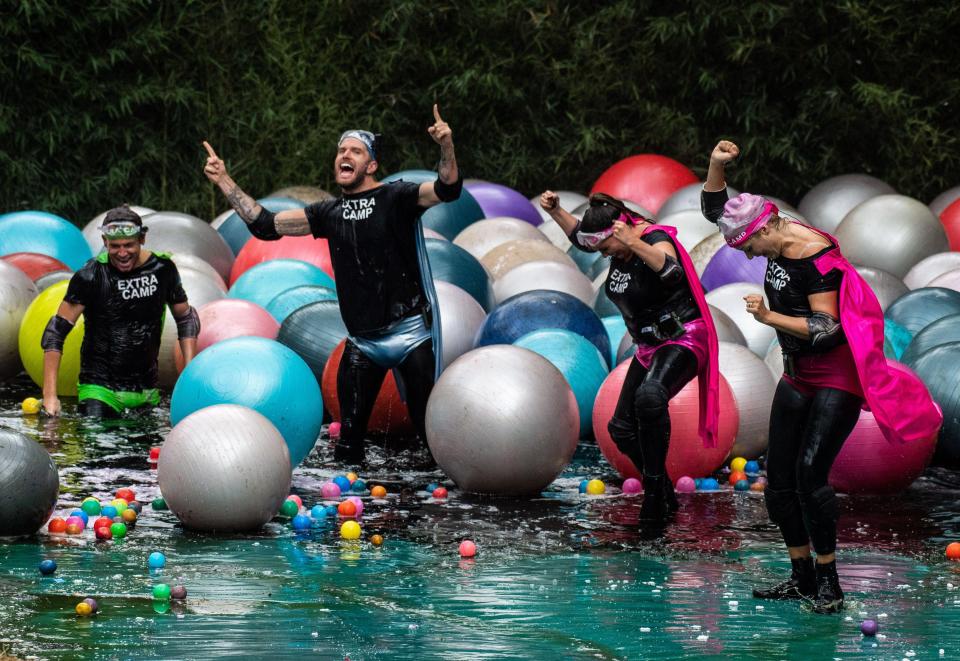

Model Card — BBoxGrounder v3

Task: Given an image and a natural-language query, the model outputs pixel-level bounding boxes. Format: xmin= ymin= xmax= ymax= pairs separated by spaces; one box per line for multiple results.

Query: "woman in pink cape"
xmin=540 ymin=190 xmax=719 ymax=525
xmin=701 ymin=140 xmax=941 ymax=614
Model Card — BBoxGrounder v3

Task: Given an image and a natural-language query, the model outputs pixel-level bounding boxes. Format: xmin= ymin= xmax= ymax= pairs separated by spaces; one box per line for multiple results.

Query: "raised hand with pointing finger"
xmin=202 ymin=141 xmax=228 ymax=186
xmin=421 ymin=103 xmax=461 ymax=207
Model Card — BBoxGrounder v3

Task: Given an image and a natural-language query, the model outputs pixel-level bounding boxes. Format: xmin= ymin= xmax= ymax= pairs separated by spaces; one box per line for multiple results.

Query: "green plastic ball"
xmin=151 ymin=497 xmax=167 ymax=511
xmin=110 ymin=522 xmax=127 ymax=539
xmin=152 ymin=583 xmax=171 ymax=601
xmin=280 ymin=499 xmax=299 ymax=517
xmin=81 ymin=499 xmax=101 ymax=516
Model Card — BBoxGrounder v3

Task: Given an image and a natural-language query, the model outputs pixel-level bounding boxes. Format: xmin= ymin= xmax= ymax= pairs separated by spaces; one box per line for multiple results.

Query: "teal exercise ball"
xmin=425 ymin=238 xmax=494 ymax=311
xmin=383 ymin=170 xmax=484 ymax=239
xmin=228 ymin=259 xmax=334 ymax=309
xmin=0 ymin=210 xmax=92 ymax=271
xmin=217 ymin=197 xmax=306 ymax=255
xmin=266 ymin=285 xmax=338 ymax=323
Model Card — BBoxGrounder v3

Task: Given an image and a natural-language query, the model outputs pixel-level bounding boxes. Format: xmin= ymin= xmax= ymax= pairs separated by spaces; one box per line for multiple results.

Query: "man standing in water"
xmin=202 ymin=104 xmax=461 ymax=465
xmin=42 ymin=206 xmax=200 ymax=417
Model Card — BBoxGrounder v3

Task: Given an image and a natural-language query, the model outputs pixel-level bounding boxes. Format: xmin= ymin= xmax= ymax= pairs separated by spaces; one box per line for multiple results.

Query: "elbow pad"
xmin=41 ymin=315 xmax=75 ymax=352
xmin=249 ymin=207 xmax=280 ymax=240
xmin=433 ymin=174 xmax=462 ymax=202
xmin=807 ymin=312 xmax=843 ymax=349
xmin=174 ymin=305 xmax=201 ymax=339
xmin=656 ymin=254 xmax=684 ymax=285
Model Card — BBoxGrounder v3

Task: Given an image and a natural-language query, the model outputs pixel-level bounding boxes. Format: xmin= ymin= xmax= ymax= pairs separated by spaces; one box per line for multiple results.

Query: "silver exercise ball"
xmin=480 ymin=238 xmax=577 ymax=280
xmin=690 ymin=232 xmax=725 ymax=276
xmin=425 ymin=345 xmax=579 ymax=495
xmin=765 ymin=340 xmax=785 ymax=380
xmin=0 ymin=262 xmax=38 ymax=378
xmin=179 ymin=266 xmax=227 ymax=308
xmin=537 ymin=220 xmax=573 ymax=251
xmin=658 ymin=183 xmax=743 ymax=219
xmin=531 ymin=190 xmax=588 ymax=224
xmin=710 ymin=304 xmax=748 ymax=347
xmin=156 ymin=307 xmax=180 ymax=389
xmin=35 ymin=270 xmax=72 ymax=293
xmin=493 ymin=261 xmax=595 ymax=306
xmin=718 ymin=341 xmax=776 ymax=459
xmin=904 ymin=252 xmax=960 ymax=290
xmin=798 ymin=174 xmax=896 ymax=234
xmin=453 ymin=217 xmax=549 ymax=261
xmin=0 ymin=427 xmax=59 ymax=536
xmin=834 ymin=194 xmax=949 ymax=279
xmin=268 ymin=185 xmax=334 ymax=204
xmin=157 ymin=404 xmax=291 ymax=532
xmin=705 ymin=282 xmax=776 ymax=357
xmin=435 ymin=280 xmax=486 ymax=369
xmin=171 ymin=254 xmax=227 ymax=290
xmin=930 ymin=185 xmax=960 ymax=218
xmin=657 ymin=209 xmax=717 ymax=254
xmin=855 ymin=266 xmax=908 ymax=312
xmin=142 ymin=211 xmax=235 ymax=281
xmin=82 ymin=205 xmax=155 ymax=254
xmin=927 ymin=268 xmax=960 ymax=294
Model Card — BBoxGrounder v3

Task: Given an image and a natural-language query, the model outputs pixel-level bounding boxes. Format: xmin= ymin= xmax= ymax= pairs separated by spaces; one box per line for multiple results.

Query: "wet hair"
xmin=580 ymin=193 xmax=649 ymax=233
xmin=102 ymin=204 xmax=143 ymax=227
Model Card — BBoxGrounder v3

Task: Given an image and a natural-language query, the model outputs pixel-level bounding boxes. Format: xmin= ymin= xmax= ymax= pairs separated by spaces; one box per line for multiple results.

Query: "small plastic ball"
xmin=116 ymin=488 xmax=136 ymax=502
xmin=148 ymin=552 xmax=166 ymax=569
xmin=337 ymin=500 xmax=357 ymax=517
xmin=947 ymin=542 xmax=960 ymax=560
xmin=750 ymin=481 xmax=766 ymax=492
xmin=111 ymin=498 xmax=128 ymax=513
xmin=700 ymin=478 xmax=720 ymax=491
xmin=425 ymin=482 xmax=440 ymax=494
xmin=459 ymin=540 xmax=477 ymax=558
xmin=127 ymin=501 xmax=142 ymax=514
xmin=66 ymin=513 xmax=87 ymax=528
xmin=121 ymin=509 xmax=138 ymax=524
xmin=675 ymin=476 xmax=697 ymax=493
xmin=75 ymin=601 xmax=93 ymax=617
xmin=728 ymin=471 xmax=747 ymax=485
xmin=279 ymin=499 xmax=299 ymax=518
xmin=170 ymin=585 xmax=187 ymax=600
xmin=310 ymin=505 xmax=328 ymax=519
xmin=730 ymin=457 xmax=747 ymax=473
xmin=347 ymin=496 xmax=364 ymax=516
xmin=621 ymin=477 xmax=642 ymax=494
xmin=346 ymin=472 xmax=358 ymax=484
xmin=694 ymin=478 xmax=703 ymax=488
xmin=39 ymin=559 xmax=57 ymax=575
xmin=110 ymin=522 xmax=127 ymax=539
xmin=328 ymin=421 xmax=341 ymax=439
xmin=333 ymin=476 xmax=352 ymax=493
xmin=734 ymin=479 xmax=750 ymax=491
xmin=151 ymin=498 xmax=167 ymax=511
xmin=101 ymin=505 xmax=118 ymax=519
xmin=22 ymin=397 xmax=41 ymax=414
xmin=861 ymin=619 xmax=878 ymax=636
xmin=82 ymin=597 xmax=98 ymax=613
xmin=340 ymin=520 xmax=361 ymax=540
xmin=149 ymin=446 xmax=161 ymax=462
xmin=287 ymin=494 xmax=303 ymax=508
xmin=48 ymin=517 xmax=67 ymax=534
xmin=432 ymin=487 xmax=448 ymax=499
xmin=753 ymin=476 xmax=768 ymax=486
xmin=370 ymin=534 xmax=384 ymax=546
xmin=152 ymin=583 xmax=171 ymax=601
xmin=370 ymin=485 xmax=387 ymax=499
xmin=321 ymin=482 xmax=341 ymax=499
xmin=292 ymin=514 xmax=312 ymax=530
xmin=744 ymin=460 xmax=760 ymax=474
xmin=93 ymin=516 xmax=113 ymax=530
xmin=95 ymin=526 xmax=112 ymax=540
xmin=80 ymin=499 xmax=101 ymax=517
xmin=578 ymin=479 xmax=589 ymax=494
xmin=324 ymin=505 xmax=338 ymax=517
xmin=66 ymin=523 xmax=83 ymax=535
xmin=585 ymin=479 xmax=605 ymax=495
xmin=352 ymin=479 xmax=366 ymax=493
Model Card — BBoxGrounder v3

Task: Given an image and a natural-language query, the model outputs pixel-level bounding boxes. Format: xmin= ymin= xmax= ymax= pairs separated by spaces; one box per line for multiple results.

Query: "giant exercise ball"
xmin=904 ymin=252 xmax=960 ymax=290
xmin=453 ymin=217 xmax=549 ymax=261
xmin=855 ymin=266 xmax=908 ymax=312
xmin=601 ymin=315 xmax=628 ymax=366
xmin=658 ymin=182 xmax=739 ymax=219
xmin=268 ymin=186 xmax=333 ymax=204
xmin=765 ymin=340 xmax=785 ymax=379
xmin=18 ymin=280 xmax=84 ymax=395
xmin=590 ymin=154 xmax=698 ymax=215
xmin=82 ymin=205 xmax=155 ymax=254
xmin=464 ymin=181 xmax=542 ymax=226
xmin=718 ymin=341 xmax=776 ymax=459
xmin=0 ymin=428 xmax=59 ymax=536
xmin=930 ymin=186 xmax=960 ymax=217
xmin=710 ymin=304 xmax=748 ymax=347
xmin=1 ymin=253 xmax=69 ymax=283
xmin=690 ymin=232 xmax=726 ymax=276
xmin=228 ymin=259 xmax=334 ymax=309
xmin=0 ymin=210 xmax=92 ymax=271
xmin=425 ymin=345 xmax=579 ymax=495
xmin=157 ymin=404 xmax=291 ymax=531
xmin=170 ymin=253 xmax=226 ymax=290
xmin=383 ymin=170 xmax=485 ymax=239
xmin=0 ymin=261 xmax=38 ymax=378
xmin=217 ymin=197 xmax=305 ymax=256
xmin=277 ymin=300 xmax=347 ymax=383
xmin=927 ymin=268 xmax=960 ymax=294
xmin=424 ymin=238 xmax=494 ymax=311
xmin=705 ymin=282 xmax=776 ymax=357
xmin=230 ymin=234 xmax=334 ymax=285
xmin=532 ymin=190 xmax=588 ymax=225
xmin=884 ymin=287 xmax=960 ymax=337
xmin=657 ymin=209 xmax=719 ymax=255
xmin=435 ymin=280 xmax=486 ymax=369
xmin=493 ymin=261 xmax=595 ymax=306
xmin=900 ymin=314 xmax=960 ymax=367
xmin=480 ymin=238 xmax=577 ymax=280
xmin=265 ymin=285 xmax=337 ymax=323
xmin=701 ymin=244 xmax=767 ymax=291
xmin=937 ymin=197 xmax=960 ymax=251
xmin=170 ymin=337 xmax=323 ymax=466
xmin=142 ymin=211 xmax=234 ymax=281
xmin=797 ymin=174 xmax=896 ymax=234
xmin=173 ymin=299 xmax=280 ymax=371
xmin=178 ymin=266 xmax=227 ymax=309
xmin=909 ymin=342 xmax=960 ymax=467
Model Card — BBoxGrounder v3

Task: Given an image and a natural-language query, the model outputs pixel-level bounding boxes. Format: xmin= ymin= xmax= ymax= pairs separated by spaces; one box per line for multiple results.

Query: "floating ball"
xmin=80 ymin=499 xmax=101 ymax=517
xmin=676 ymin=476 xmax=697 ymax=493
xmin=287 ymin=495 xmax=303 ymax=508
xmin=310 ymin=505 xmax=328 ymax=519
xmin=21 ymin=397 xmax=40 ymax=415
xmin=463 ymin=181 xmax=543 ymax=226
xmin=730 ymin=457 xmax=747 ymax=473
xmin=700 ymin=478 xmax=720 ymax=491
xmin=621 ymin=478 xmax=642 ymax=494
xmin=101 ymin=505 xmax=118 ymax=519
xmin=158 ymin=405 xmax=292 ymax=532
xmin=148 ymin=552 xmax=166 ymax=569
xmin=47 ymin=517 xmax=66 ymax=534
xmin=734 ymin=479 xmax=750 ymax=491
xmin=170 ymin=585 xmax=187 ymax=600
xmin=82 ymin=597 xmax=98 ymax=614
xmin=590 ymin=154 xmax=698 ymax=215
xmin=337 ymin=500 xmax=357 ymax=517
xmin=370 ymin=534 xmax=384 ymax=547
xmin=328 ymin=421 xmax=342 ymax=439
xmin=65 ymin=522 xmax=83 ymax=535
xmin=946 ymin=542 xmax=960 ymax=560
xmin=151 ymin=498 xmax=167 ymax=511
xmin=333 ymin=476 xmax=352 ymax=493
xmin=347 ymin=496 xmax=364 ymax=516
xmin=728 ymin=471 xmax=747 ymax=485
xmin=95 ymin=526 xmax=112 ymax=540
xmin=321 ymin=482 xmax=342 ymax=499
xmin=69 ymin=510 xmax=89 ymax=527
xmin=424 ymin=482 xmax=439 ymax=494
xmin=370 ymin=485 xmax=387 ymax=499
xmin=110 ymin=522 xmax=127 ymax=538
xmin=585 ymin=479 xmax=605 ymax=495
xmin=424 ymin=239 xmax=495 ymax=311
xmin=432 ymin=487 xmax=448 ymax=499
xmin=75 ymin=601 xmax=94 ymax=617
xmin=149 ymin=447 xmax=161 ymax=462
xmin=798 ymin=174 xmax=896 ymax=235
xmin=383 ymin=170 xmax=485 ymax=239
xmin=352 ymin=479 xmax=366 ymax=493
xmin=93 ymin=516 xmax=113 ymax=530
xmin=128 ymin=501 xmax=142 ymax=514
xmin=750 ymin=481 xmax=766 ymax=492
xmin=744 ymin=460 xmax=760 ymax=474
xmin=0 ymin=210 xmax=92 ymax=270
xmin=121 ymin=509 xmax=138 ymax=525
xmin=152 ymin=584 xmax=171 ymax=601
xmin=292 ymin=514 xmax=312 ymax=530
xmin=425 ymin=346 xmax=580 ymax=495
xmin=340 ymin=520 xmax=361 ymax=540
xmin=459 ymin=540 xmax=477 ymax=558
xmin=280 ymin=499 xmax=299 ymax=518
xmin=111 ymin=499 xmax=128 ymax=513
xmin=860 ymin=619 xmax=879 ymax=636
xmin=18 ymin=280 xmax=84 ymax=395
xmin=39 ymin=559 xmax=57 ymax=575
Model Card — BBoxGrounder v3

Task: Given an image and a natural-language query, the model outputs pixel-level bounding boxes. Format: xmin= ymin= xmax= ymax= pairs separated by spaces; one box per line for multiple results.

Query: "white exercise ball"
xmin=718 ymin=341 xmax=776 ymax=459
xmin=531 ymin=190 xmax=588 ymax=224
xmin=142 ymin=211 xmax=235 ymax=281
xmin=904 ymin=252 xmax=960 ymax=290
xmin=435 ymin=280 xmax=486 ymax=369
xmin=765 ymin=340 xmax=785 ymax=380
xmin=171 ymin=254 xmax=227 ymax=290
xmin=706 ymin=282 xmax=776 ymax=357
xmin=710 ymin=304 xmax=748 ymax=347
xmin=454 ymin=217 xmax=549 ymax=261
xmin=929 ymin=185 xmax=960 ymax=217
xmin=798 ymin=174 xmax=896 ymax=234
xmin=855 ymin=266 xmax=908 ymax=312
xmin=657 ymin=209 xmax=717 ymax=254
xmin=480 ymin=239 xmax=577 ymax=280
xmin=493 ymin=261 xmax=595 ymax=306
xmin=0 ymin=261 xmax=38 ymax=378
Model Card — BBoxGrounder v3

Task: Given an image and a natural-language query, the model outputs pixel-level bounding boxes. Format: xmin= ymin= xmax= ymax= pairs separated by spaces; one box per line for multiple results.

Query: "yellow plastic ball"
xmin=340 ymin=520 xmax=361 ymax=540
xmin=586 ymin=479 xmax=606 ymax=495
xmin=18 ymin=280 xmax=85 ymax=396
xmin=75 ymin=602 xmax=93 ymax=617
xmin=730 ymin=457 xmax=747 ymax=473
xmin=346 ymin=472 xmax=358 ymax=484
xmin=21 ymin=397 xmax=41 ymax=414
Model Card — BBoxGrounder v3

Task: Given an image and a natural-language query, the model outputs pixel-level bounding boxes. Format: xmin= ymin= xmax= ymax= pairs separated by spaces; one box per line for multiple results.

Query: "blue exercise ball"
xmin=884 ymin=319 xmax=913 ymax=360
xmin=217 ymin=197 xmax=306 ymax=255
xmin=425 ymin=238 xmax=494 ymax=311
xmin=266 ymin=285 xmax=338 ymax=323
xmin=885 ymin=287 xmax=960 ymax=337
xmin=383 ymin=170 xmax=484 ymax=239
xmin=228 ymin=259 xmax=335 ymax=309
xmin=277 ymin=300 xmax=347 ymax=383
xmin=601 ymin=315 xmax=627 ymax=366
xmin=908 ymin=341 xmax=960 ymax=468
xmin=901 ymin=314 xmax=960 ymax=367
xmin=513 ymin=329 xmax=610 ymax=437
xmin=170 ymin=337 xmax=323 ymax=466
xmin=0 ymin=211 xmax=92 ymax=271
xmin=475 ymin=289 xmax=611 ymax=368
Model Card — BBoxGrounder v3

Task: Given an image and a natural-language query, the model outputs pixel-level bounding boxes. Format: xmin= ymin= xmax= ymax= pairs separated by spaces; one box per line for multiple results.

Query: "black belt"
xmin=782 ymin=353 xmax=797 ymax=377
xmin=634 ymin=300 xmax=700 ymax=345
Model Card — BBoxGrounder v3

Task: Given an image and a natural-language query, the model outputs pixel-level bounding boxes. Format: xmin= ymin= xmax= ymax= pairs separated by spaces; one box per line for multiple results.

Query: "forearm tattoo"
xmin=438 ymin=143 xmax=457 ymax=183
xmin=225 ymin=183 xmax=263 ymax=224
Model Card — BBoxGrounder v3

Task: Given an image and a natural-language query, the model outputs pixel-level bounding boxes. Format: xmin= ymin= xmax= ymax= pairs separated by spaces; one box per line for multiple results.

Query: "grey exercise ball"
xmin=435 ymin=280 xmax=486 ymax=369
xmin=0 ymin=262 xmax=38 ymax=378
xmin=904 ymin=253 xmax=960 ymax=290
xmin=855 ymin=266 xmax=908 ymax=312
xmin=35 ymin=270 xmax=72 ymax=292
xmin=835 ymin=195 xmax=949 ymax=279
xmin=170 ymin=254 xmax=227 ymax=290
xmin=531 ymin=190 xmax=588 ymax=224
xmin=929 ymin=185 xmax=960 ymax=218
xmin=710 ymin=304 xmax=748 ymax=347
xmin=718 ymin=341 xmax=776 ymax=459
xmin=764 ymin=340 xmax=785 ymax=380
xmin=690 ymin=233 xmax=726 ymax=276
xmin=0 ymin=428 xmax=58 ymax=537
xmin=480 ymin=239 xmax=577 ymax=280
xmin=425 ymin=345 xmax=579 ymax=495
xmin=493 ymin=261 xmax=595 ymax=306
xmin=277 ymin=300 xmax=348 ymax=383
xmin=142 ymin=211 xmax=235 ymax=281
xmin=706 ymin=282 xmax=776 ymax=357
xmin=454 ymin=217 xmax=549 ymax=261
xmin=798 ymin=174 xmax=896 ymax=234
xmin=657 ymin=209 xmax=718 ymax=254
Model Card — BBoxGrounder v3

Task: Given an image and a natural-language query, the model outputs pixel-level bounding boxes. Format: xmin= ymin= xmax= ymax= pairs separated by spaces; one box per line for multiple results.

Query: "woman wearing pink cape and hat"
xmin=701 ymin=140 xmax=941 ymax=613
xmin=540 ymin=190 xmax=720 ymax=526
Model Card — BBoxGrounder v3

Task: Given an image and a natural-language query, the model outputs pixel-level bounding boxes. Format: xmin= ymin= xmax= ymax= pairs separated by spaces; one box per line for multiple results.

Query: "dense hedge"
xmin=2 ymin=1 xmax=958 ymax=223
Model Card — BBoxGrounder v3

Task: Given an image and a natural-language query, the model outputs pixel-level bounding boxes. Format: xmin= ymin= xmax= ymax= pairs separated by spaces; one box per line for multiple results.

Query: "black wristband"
xmin=433 ymin=174 xmax=463 ymax=203
xmin=249 ymin=207 xmax=280 ymax=240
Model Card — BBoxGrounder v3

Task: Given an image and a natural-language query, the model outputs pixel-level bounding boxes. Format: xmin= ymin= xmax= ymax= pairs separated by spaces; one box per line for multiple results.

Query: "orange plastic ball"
xmin=370 ymin=534 xmax=384 ymax=546
xmin=337 ymin=500 xmax=357 ymax=517
xmin=370 ymin=485 xmax=387 ymax=499
xmin=947 ymin=542 xmax=960 ymax=560
xmin=750 ymin=481 xmax=766 ymax=492
xmin=728 ymin=471 xmax=748 ymax=485
xmin=48 ymin=517 xmax=67 ymax=534
xmin=121 ymin=509 xmax=138 ymax=524
xmin=66 ymin=523 xmax=83 ymax=535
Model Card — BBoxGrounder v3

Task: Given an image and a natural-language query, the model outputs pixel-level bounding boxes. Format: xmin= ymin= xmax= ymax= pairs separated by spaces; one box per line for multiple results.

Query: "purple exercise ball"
xmin=464 ymin=181 xmax=542 ymax=226
xmin=700 ymin=244 xmax=767 ymax=291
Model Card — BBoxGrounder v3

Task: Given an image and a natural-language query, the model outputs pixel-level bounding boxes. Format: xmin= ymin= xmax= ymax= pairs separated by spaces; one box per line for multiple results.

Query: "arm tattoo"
xmin=225 ymin=183 xmax=263 ymax=224
xmin=438 ymin=143 xmax=457 ymax=183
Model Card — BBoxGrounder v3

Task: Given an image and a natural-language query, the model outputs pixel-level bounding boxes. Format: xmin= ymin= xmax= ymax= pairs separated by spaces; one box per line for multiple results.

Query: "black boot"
xmin=663 ymin=477 xmax=679 ymax=514
xmin=811 ymin=560 xmax=844 ymax=613
xmin=334 ymin=438 xmax=365 ymax=466
xmin=639 ymin=474 xmax=670 ymax=522
xmin=753 ymin=556 xmax=816 ymax=600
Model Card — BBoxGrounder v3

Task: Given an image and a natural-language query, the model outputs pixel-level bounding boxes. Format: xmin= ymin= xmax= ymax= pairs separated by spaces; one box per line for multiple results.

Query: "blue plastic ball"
xmin=700 ymin=478 xmax=720 ymax=491
xmin=324 ymin=505 xmax=339 ymax=517
xmin=734 ymin=479 xmax=750 ymax=491
xmin=217 ymin=196 xmax=306 ymax=255
xmin=351 ymin=479 xmax=366 ymax=493
xmin=101 ymin=505 xmax=119 ymax=519
xmin=694 ymin=478 xmax=704 ymax=488
xmin=578 ymin=479 xmax=589 ymax=494
xmin=310 ymin=505 xmax=328 ymax=519
xmin=426 ymin=482 xmax=440 ymax=494
xmin=38 ymin=559 xmax=57 ymax=575
xmin=744 ymin=460 xmax=760 ymax=474
xmin=292 ymin=514 xmax=312 ymax=530
xmin=333 ymin=476 xmax=352 ymax=493
xmin=148 ymin=552 xmax=166 ymax=569
xmin=69 ymin=509 xmax=89 ymax=526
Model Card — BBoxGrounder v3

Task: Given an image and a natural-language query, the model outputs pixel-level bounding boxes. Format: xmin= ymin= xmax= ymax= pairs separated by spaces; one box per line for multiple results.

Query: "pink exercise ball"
xmin=592 ymin=360 xmax=738 ymax=481
xmin=230 ymin=235 xmax=334 ymax=284
xmin=174 ymin=299 xmax=280 ymax=371
xmin=590 ymin=154 xmax=698 ymax=216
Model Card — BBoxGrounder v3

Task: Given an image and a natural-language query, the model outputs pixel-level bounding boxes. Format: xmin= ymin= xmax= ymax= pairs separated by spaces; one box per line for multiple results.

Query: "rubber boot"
xmin=752 ymin=556 xmax=816 ymax=600
xmin=639 ymin=474 xmax=669 ymax=523
xmin=663 ymin=477 xmax=679 ymax=514
xmin=811 ymin=560 xmax=844 ymax=613
xmin=334 ymin=437 xmax=365 ymax=466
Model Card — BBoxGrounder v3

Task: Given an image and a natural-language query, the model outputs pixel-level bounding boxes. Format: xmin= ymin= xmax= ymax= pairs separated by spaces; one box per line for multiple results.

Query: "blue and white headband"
xmin=338 ymin=130 xmax=378 ymax=160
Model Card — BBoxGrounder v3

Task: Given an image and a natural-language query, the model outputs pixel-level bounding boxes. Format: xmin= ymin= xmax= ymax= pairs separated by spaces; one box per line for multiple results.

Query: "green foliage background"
xmin=2 ymin=0 xmax=958 ymax=224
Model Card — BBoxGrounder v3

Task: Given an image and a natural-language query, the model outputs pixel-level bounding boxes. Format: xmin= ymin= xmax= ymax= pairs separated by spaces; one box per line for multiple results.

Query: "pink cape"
xmin=643 ymin=224 xmax=720 ymax=448
xmin=809 ymin=226 xmax=943 ymax=444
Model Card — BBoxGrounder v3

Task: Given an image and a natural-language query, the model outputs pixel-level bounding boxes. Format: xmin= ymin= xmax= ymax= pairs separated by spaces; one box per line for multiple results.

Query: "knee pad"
xmin=607 ymin=417 xmax=638 ymax=454
xmin=764 ymin=487 xmax=801 ymax=527
xmin=798 ymin=485 xmax=838 ymax=524
xmin=634 ymin=382 xmax=669 ymax=422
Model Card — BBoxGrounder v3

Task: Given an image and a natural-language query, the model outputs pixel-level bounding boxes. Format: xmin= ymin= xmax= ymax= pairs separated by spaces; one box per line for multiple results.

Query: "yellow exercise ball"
xmin=18 ymin=280 xmax=85 ymax=395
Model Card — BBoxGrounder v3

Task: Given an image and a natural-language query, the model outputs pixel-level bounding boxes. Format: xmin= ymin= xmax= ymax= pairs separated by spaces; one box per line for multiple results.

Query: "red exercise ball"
xmin=321 ymin=339 xmax=414 ymax=437
xmin=592 ymin=360 xmax=738 ymax=481
xmin=174 ymin=299 xmax=280 ymax=371
xmin=590 ymin=154 xmax=698 ymax=216
xmin=1 ymin=252 xmax=70 ymax=281
xmin=939 ymin=197 xmax=960 ymax=251
xmin=230 ymin=235 xmax=334 ymax=285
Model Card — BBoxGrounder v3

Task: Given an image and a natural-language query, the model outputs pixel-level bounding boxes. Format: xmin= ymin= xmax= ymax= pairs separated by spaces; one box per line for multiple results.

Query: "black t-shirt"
xmin=305 ymin=181 xmax=428 ymax=335
xmin=64 ymin=253 xmax=187 ymax=391
xmin=573 ymin=228 xmax=700 ymax=342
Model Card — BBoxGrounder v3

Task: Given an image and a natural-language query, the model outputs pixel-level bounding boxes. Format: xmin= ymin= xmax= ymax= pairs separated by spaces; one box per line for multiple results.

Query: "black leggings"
xmin=79 ymin=398 xmax=120 ymax=419
xmin=606 ymin=345 xmax=698 ymax=479
xmin=765 ymin=379 xmax=862 ymax=555
xmin=337 ymin=338 xmax=435 ymax=447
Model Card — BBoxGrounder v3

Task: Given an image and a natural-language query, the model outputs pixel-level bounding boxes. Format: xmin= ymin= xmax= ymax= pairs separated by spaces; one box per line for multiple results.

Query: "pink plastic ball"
xmin=675 ymin=476 xmax=697 ymax=493
xmin=328 ymin=421 xmax=341 ymax=439
xmin=459 ymin=540 xmax=477 ymax=558
xmin=65 ymin=515 xmax=86 ymax=529
xmin=347 ymin=496 xmax=364 ymax=516
xmin=287 ymin=494 xmax=303 ymax=508
xmin=621 ymin=478 xmax=642 ymax=494
xmin=321 ymin=482 xmax=341 ymax=499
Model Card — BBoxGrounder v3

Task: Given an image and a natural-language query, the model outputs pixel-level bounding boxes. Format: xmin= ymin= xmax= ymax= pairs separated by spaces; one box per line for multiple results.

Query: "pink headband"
xmin=720 ymin=196 xmax=779 ymax=248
